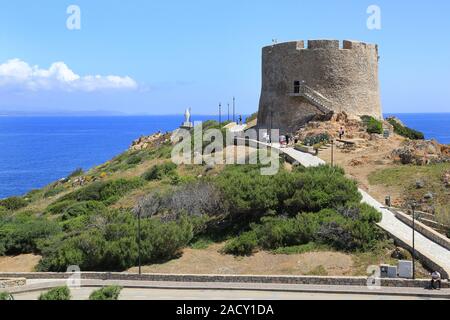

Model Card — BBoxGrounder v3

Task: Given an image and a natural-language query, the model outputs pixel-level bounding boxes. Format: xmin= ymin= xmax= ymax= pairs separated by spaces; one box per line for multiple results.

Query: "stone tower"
xmin=257 ymin=40 xmax=382 ymax=134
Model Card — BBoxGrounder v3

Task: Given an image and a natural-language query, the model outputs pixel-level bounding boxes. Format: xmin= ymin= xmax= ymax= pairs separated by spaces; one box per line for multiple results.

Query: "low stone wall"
xmin=0 ymin=273 xmax=447 ymax=289
xmin=0 ymin=278 xmax=26 ymax=289
xmin=392 ymin=209 xmax=450 ymax=252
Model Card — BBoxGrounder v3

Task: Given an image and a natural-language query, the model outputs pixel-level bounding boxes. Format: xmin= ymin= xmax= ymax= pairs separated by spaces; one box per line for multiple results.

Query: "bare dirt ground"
xmin=128 ymin=243 xmax=356 ymax=276
xmin=318 ymin=135 xmax=405 ymax=204
xmin=0 ymin=254 xmax=41 ymax=272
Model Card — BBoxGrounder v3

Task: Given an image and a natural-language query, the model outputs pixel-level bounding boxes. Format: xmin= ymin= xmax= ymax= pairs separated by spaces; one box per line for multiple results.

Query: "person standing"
xmin=339 ymin=127 xmax=345 ymax=140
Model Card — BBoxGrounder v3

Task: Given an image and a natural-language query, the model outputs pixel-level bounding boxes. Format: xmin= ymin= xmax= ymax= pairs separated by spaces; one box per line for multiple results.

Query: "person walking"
xmin=338 ymin=127 xmax=345 ymax=140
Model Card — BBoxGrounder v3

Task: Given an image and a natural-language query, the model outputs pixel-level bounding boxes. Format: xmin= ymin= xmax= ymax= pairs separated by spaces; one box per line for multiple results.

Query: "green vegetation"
xmin=68 ymin=168 xmax=84 ymax=179
xmin=303 ymin=133 xmax=330 ymax=146
xmin=224 ymin=204 xmax=381 ymax=256
xmin=387 ymin=118 xmax=424 ymax=140
xmin=361 ymin=115 xmax=383 ymax=134
xmin=0 ymin=292 xmax=14 ymax=300
xmin=0 ymin=197 xmax=28 ymax=211
xmin=0 ymin=131 xmax=389 ymax=272
xmin=0 ymin=213 xmax=61 ymax=255
xmin=38 ymin=286 xmax=71 ymax=300
xmin=142 ymin=162 xmax=177 ymax=181
xmin=89 ymin=286 xmax=122 ymax=300
xmin=246 ymin=112 xmax=258 ymax=123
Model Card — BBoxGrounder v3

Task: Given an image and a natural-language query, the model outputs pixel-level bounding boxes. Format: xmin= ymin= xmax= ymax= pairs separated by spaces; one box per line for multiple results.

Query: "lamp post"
xmin=137 ymin=210 xmax=142 ymax=276
xmin=411 ymin=201 xmax=417 ymax=280
xmin=228 ymin=103 xmax=230 ymax=122
xmin=219 ymin=103 xmax=222 ymax=124
xmin=331 ymin=139 xmax=334 ymax=167
xmin=233 ymin=97 xmax=236 ymax=122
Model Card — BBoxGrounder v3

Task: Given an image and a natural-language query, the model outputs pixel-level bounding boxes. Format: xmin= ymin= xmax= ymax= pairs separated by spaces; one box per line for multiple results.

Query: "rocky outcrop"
xmin=391 ymin=140 xmax=450 ymax=165
xmin=130 ymin=132 xmax=170 ymax=151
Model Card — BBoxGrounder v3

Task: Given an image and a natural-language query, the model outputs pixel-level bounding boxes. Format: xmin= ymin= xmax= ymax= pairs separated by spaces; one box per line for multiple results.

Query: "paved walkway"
xmin=256 ymin=141 xmax=450 ymax=277
xmin=9 ymin=279 xmax=450 ymax=300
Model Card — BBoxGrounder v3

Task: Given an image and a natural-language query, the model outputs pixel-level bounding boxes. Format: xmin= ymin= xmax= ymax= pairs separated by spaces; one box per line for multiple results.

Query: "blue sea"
xmin=0 ymin=113 xmax=449 ymax=199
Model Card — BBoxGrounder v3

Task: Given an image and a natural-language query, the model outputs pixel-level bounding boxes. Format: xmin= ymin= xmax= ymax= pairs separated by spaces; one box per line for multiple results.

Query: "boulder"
xmin=415 ymin=180 xmax=425 ymax=189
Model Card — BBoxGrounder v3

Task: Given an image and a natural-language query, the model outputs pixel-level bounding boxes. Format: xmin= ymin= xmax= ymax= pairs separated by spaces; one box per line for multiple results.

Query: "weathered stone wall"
xmin=0 ymin=273 xmax=447 ymax=289
xmin=258 ymin=40 xmax=382 ymax=134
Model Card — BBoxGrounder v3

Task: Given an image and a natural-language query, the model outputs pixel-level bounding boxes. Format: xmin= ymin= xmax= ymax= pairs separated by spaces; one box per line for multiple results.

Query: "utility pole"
xmin=228 ymin=103 xmax=230 ymax=122
xmin=219 ymin=103 xmax=222 ymax=124
xmin=233 ymin=97 xmax=236 ymax=122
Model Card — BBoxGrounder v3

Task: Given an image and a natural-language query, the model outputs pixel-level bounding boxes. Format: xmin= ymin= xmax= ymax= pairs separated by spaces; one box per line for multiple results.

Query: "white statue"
xmin=181 ymin=108 xmax=193 ymax=128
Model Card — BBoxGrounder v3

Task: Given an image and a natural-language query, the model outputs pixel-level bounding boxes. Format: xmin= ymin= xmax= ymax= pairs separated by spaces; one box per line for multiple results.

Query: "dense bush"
xmin=0 ymin=197 xmax=28 ymax=211
xmin=68 ymin=168 xmax=84 ymax=179
xmin=362 ymin=116 xmax=383 ymax=134
xmin=283 ymin=166 xmax=361 ymax=214
xmin=303 ymin=133 xmax=330 ymax=146
xmin=387 ymin=118 xmax=424 ymax=140
xmin=223 ymin=231 xmax=258 ymax=256
xmin=0 ymin=292 xmax=14 ymax=300
xmin=37 ymin=210 xmax=194 ymax=272
xmin=0 ymin=213 xmax=61 ymax=255
xmin=61 ymin=201 xmax=106 ymax=221
xmin=89 ymin=286 xmax=122 ymax=300
xmin=56 ymin=178 xmax=144 ymax=206
xmin=38 ymin=286 xmax=71 ymax=300
xmin=142 ymin=162 xmax=177 ymax=181
xmin=224 ymin=205 xmax=382 ymax=256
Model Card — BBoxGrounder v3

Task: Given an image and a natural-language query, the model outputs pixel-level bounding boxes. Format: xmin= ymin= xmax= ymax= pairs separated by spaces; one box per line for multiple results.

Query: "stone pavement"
xmin=8 ymin=279 xmax=450 ymax=300
xmin=256 ymin=141 xmax=450 ymax=278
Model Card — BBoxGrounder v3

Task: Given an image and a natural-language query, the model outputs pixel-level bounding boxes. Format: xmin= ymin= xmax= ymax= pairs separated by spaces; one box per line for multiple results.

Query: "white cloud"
xmin=0 ymin=59 xmax=138 ymax=92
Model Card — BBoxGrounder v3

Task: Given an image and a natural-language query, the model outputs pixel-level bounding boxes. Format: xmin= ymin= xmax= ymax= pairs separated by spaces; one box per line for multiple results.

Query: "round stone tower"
xmin=257 ymin=40 xmax=382 ymax=134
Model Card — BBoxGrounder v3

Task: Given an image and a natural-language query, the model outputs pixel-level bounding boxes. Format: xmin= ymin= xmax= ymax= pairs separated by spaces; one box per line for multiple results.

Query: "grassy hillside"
xmin=0 ymin=122 xmax=401 ymax=273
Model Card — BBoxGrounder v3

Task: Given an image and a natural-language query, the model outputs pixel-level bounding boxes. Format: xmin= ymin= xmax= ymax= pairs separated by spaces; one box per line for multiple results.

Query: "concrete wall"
xmin=0 ymin=273 xmax=447 ymax=289
xmin=257 ymin=40 xmax=382 ymax=134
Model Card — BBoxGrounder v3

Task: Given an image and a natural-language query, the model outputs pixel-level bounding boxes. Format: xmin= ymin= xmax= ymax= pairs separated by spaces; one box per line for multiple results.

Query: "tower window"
xmin=294 ymin=81 xmax=301 ymax=94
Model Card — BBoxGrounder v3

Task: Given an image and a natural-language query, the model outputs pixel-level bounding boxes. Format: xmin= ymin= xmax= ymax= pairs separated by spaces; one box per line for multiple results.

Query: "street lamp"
xmin=219 ymin=103 xmax=222 ymax=124
xmin=138 ymin=210 xmax=142 ymax=276
xmin=409 ymin=200 xmax=417 ymax=280
xmin=233 ymin=97 xmax=236 ymax=122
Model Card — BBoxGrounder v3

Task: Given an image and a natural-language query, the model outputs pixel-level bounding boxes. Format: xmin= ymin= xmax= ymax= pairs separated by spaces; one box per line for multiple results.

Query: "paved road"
xmin=259 ymin=142 xmax=450 ymax=277
xmin=13 ymin=287 xmax=441 ymax=300
xmin=9 ymin=279 xmax=450 ymax=300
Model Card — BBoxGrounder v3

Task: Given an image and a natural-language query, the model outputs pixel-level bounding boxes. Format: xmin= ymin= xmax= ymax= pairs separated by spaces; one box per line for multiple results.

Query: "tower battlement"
xmin=263 ymin=40 xmax=378 ymax=52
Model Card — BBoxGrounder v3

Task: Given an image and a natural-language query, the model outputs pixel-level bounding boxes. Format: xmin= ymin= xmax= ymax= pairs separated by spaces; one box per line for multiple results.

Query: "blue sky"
xmin=0 ymin=0 xmax=449 ymax=115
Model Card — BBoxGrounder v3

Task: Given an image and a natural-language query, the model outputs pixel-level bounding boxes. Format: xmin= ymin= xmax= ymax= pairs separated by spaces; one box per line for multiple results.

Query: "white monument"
xmin=181 ymin=108 xmax=193 ymax=129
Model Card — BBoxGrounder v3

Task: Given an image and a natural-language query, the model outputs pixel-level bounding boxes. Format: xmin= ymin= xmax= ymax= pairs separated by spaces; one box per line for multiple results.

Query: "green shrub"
xmin=46 ymin=200 xmax=77 ymax=215
xmin=284 ymin=166 xmax=361 ymax=214
xmin=0 ymin=213 xmax=61 ymax=255
xmin=68 ymin=168 xmax=84 ymax=179
xmin=142 ymin=163 xmax=177 ymax=181
xmin=362 ymin=116 xmax=383 ymax=134
xmin=57 ymin=178 xmax=144 ymax=205
xmin=303 ymin=133 xmax=330 ymax=146
xmin=387 ymin=118 xmax=424 ymax=140
xmin=43 ymin=186 xmax=66 ymax=198
xmin=61 ymin=201 xmax=106 ymax=220
xmin=223 ymin=231 xmax=258 ymax=256
xmin=37 ymin=211 xmax=194 ymax=272
xmin=0 ymin=292 xmax=14 ymax=300
xmin=89 ymin=286 xmax=122 ymax=300
xmin=0 ymin=197 xmax=28 ymax=211
xmin=126 ymin=154 xmax=143 ymax=166
xmin=38 ymin=286 xmax=71 ymax=300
